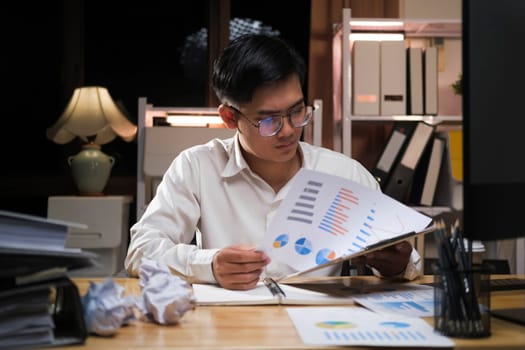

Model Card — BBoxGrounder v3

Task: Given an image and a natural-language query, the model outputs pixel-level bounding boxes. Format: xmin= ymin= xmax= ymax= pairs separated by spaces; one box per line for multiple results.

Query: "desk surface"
xmin=62 ymin=275 xmax=525 ymax=350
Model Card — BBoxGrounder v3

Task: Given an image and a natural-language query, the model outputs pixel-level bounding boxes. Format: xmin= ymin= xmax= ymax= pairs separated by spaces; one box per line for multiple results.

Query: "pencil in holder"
xmin=432 ymin=263 xmax=492 ymax=338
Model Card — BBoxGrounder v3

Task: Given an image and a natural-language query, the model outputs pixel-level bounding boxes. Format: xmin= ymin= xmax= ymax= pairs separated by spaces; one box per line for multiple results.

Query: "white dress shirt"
xmin=125 ymin=133 xmax=422 ymax=282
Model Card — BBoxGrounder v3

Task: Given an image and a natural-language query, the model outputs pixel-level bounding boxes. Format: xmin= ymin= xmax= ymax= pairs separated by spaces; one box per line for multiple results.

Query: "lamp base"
xmin=68 ymin=143 xmax=115 ymax=195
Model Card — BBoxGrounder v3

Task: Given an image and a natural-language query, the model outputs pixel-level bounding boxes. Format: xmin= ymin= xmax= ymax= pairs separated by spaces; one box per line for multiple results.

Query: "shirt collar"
xmin=221 ymin=132 xmax=250 ymax=178
xmin=221 ymin=134 xmax=308 ymax=180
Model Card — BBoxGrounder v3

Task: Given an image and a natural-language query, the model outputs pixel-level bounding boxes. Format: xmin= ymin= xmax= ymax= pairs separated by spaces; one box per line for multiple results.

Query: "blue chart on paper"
xmin=315 ymin=248 xmax=337 ymax=265
xmin=294 ymin=237 xmax=312 ymax=255
xmin=273 ymin=234 xmax=289 ymax=248
xmin=379 ymin=321 xmax=411 ymax=328
xmin=278 ymin=178 xmax=381 ymax=263
xmin=378 ymin=301 xmax=432 ymax=313
xmin=322 ymin=328 xmax=427 ymax=342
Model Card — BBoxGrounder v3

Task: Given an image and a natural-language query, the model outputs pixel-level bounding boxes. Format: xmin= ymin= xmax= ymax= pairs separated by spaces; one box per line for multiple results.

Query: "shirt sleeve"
xmin=124 ymin=152 xmax=219 ymax=283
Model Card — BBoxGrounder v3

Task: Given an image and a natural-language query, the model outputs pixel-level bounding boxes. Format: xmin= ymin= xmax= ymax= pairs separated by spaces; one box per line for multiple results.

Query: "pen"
xmin=263 ymin=277 xmax=286 ymax=299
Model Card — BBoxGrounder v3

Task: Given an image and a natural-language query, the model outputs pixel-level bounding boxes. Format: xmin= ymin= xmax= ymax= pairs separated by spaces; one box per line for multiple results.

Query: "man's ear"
xmin=218 ymin=104 xmax=238 ymax=129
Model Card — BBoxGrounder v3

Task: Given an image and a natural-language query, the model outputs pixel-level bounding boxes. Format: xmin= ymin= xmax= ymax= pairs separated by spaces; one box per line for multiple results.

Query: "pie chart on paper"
xmin=316 ymin=321 xmax=356 ymax=329
xmin=294 ymin=237 xmax=312 ymax=255
xmin=380 ymin=321 xmax=411 ymax=328
xmin=273 ymin=234 xmax=289 ymax=248
xmin=315 ymin=248 xmax=337 ymax=265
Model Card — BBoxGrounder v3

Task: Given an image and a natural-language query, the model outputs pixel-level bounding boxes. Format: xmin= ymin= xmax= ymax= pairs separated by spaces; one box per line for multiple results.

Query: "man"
xmin=125 ymin=34 xmax=422 ymax=290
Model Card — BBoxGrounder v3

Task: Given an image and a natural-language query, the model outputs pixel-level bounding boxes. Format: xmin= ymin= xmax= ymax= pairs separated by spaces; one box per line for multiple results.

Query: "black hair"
xmin=211 ymin=34 xmax=306 ymax=105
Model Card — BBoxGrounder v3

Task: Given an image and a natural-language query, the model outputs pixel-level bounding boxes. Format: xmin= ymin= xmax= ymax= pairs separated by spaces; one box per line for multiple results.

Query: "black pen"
xmin=263 ymin=277 xmax=286 ymax=299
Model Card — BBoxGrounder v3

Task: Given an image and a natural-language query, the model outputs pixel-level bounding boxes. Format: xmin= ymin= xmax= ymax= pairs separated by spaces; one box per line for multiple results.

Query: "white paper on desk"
xmin=262 ymin=169 xmax=432 ymax=273
xmin=353 ymin=284 xmax=435 ymax=317
xmin=287 ymin=307 xmax=453 ymax=347
xmin=191 ymin=282 xmax=355 ymax=306
xmin=192 ymin=282 xmax=277 ymax=305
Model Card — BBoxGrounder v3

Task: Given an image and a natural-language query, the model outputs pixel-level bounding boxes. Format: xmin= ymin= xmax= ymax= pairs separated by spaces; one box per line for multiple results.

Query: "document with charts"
xmin=287 ymin=307 xmax=453 ymax=347
xmin=262 ymin=169 xmax=433 ymax=278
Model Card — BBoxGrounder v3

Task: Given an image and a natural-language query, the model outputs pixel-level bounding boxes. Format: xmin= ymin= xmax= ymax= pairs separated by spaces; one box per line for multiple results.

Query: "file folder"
xmin=353 ymin=41 xmax=380 ymax=115
xmin=409 ymin=136 xmax=445 ymax=206
xmin=420 ymin=137 xmax=445 ymax=205
xmin=433 ymin=130 xmax=463 ymax=210
xmin=384 ymin=122 xmax=434 ymax=202
xmin=424 ymin=47 xmax=439 ymax=115
xmin=407 ymin=47 xmax=424 ymax=115
xmin=0 ymin=247 xmax=96 ymax=279
xmin=371 ymin=122 xmax=417 ymax=189
xmin=0 ymin=277 xmax=87 ymax=348
xmin=380 ymin=41 xmax=406 ymax=115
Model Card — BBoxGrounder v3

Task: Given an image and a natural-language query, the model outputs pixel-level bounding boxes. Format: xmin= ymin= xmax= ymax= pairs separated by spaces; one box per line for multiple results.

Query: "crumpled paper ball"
xmin=137 ymin=259 xmax=195 ymax=325
xmin=81 ymin=278 xmax=137 ymax=336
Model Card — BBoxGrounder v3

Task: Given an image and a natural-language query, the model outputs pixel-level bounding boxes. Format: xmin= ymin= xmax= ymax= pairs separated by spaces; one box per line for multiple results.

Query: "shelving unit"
xmin=338 ymin=8 xmax=462 ymax=158
xmin=336 ymin=9 xmax=463 ymax=261
xmin=136 ymin=97 xmax=236 ymax=220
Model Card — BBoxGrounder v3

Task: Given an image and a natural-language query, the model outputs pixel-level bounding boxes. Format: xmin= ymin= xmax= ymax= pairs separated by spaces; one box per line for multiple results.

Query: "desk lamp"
xmin=46 ymin=86 xmax=137 ymax=195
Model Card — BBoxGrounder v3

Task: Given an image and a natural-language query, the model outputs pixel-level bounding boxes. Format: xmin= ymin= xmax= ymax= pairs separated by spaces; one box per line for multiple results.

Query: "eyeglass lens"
xmin=258 ymin=106 xmax=312 ymax=136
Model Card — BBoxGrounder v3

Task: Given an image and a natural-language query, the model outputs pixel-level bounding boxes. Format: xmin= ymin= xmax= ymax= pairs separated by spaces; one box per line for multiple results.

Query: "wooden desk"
xmin=61 ymin=275 xmax=525 ymax=350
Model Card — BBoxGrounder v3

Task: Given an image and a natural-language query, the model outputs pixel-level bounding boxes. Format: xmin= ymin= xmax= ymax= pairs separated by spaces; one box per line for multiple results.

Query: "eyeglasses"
xmin=228 ymin=104 xmax=314 ymax=137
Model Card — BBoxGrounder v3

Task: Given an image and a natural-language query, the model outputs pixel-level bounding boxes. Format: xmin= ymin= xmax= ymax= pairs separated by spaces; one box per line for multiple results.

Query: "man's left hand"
xmin=352 ymin=241 xmax=412 ymax=277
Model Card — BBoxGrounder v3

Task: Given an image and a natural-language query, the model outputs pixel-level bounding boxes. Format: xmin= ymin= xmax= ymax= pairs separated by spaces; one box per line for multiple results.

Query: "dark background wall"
xmin=0 ymin=1 xmax=310 ymax=223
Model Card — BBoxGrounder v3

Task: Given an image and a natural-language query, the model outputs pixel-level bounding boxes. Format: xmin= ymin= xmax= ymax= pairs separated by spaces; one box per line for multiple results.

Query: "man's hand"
xmin=352 ymin=241 xmax=413 ymax=277
xmin=212 ymin=245 xmax=271 ymax=290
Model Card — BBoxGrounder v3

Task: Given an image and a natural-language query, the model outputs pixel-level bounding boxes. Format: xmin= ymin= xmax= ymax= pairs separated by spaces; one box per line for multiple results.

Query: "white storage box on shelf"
xmin=47 ymin=195 xmax=133 ymax=277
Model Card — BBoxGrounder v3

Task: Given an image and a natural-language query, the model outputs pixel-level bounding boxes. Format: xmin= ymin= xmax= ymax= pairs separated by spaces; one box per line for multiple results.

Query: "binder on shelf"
xmin=407 ymin=136 xmax=433 ymax=205
xmin=447 ymin=130 xmax=463 ymax=183
xmin=380 ymin=40 xmax=406 ymax=115
xmin=420 ymin=137 xmax=445 ymax=205
xmin=371 ymin=122 xmax=417 ymax=189
xmin=407 ymin=47 xmax=424 ymax=115
xmin=384 ymin=122 xmax=435 ymax=202
xmin=424 ymin=47 xmax=438 ymax=115
xmin=352 ymin=40 xmax=380 ymax=115
xmin=409 ymin=136 xmax=445 ymax=206
xmin=434 ymin=130 xmax=463 ymax=210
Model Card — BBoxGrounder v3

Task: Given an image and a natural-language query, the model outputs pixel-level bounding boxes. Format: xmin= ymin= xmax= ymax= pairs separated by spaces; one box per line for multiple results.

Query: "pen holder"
xmin=432 ymin=263 xmax=492 ymax=338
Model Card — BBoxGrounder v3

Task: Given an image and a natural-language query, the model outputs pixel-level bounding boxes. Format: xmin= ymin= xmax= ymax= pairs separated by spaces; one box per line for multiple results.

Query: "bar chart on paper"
xmin=287 ymin=307 xmax=453 ymax=347
xmin=264 ymin=169 xmax=432 ymax=272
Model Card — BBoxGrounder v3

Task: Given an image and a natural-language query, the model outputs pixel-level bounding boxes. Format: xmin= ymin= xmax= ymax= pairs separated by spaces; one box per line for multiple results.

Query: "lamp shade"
xmin=46 ymin=86 xmax=137 ymax=145
xmin=46 ymin=86 xmax=137 ymax=195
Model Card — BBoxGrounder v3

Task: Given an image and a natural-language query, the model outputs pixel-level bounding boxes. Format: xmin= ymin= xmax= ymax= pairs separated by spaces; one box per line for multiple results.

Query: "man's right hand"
xmin=212 ymin=245 xmax=271 ymax=290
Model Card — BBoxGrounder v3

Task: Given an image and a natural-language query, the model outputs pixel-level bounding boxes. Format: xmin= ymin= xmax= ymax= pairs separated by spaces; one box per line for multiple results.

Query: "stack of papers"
xmin=0 ymin=210 xmax=92 ymax=348
xmin=0 ymin=210 xmax=74 ymax=251
xmin=0 ymin=287 xmax=54 ymax=349
xmin=0 ymin=210 xmax=96 ymax=278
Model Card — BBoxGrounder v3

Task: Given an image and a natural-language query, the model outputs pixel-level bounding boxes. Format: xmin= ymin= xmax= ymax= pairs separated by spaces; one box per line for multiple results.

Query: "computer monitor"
xmin=462 ymin=0 xmax=525 ymax=327
xmin=462 ymin=0 xmax=525 ymax=241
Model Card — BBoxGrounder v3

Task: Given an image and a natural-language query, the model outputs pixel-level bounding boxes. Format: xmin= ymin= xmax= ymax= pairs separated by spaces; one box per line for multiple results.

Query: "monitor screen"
xmin=462 ymin=0 xmax=525 ymax=240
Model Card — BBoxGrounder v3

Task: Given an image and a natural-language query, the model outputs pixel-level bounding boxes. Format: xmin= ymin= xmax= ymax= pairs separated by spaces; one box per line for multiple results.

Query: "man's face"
xmin=235 ymin=74 xmax=305 ymax=167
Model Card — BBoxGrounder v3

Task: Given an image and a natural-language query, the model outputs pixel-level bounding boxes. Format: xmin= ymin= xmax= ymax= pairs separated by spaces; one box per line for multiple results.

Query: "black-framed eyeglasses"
xmin=228 ymin=104 xmax=314 ymax=137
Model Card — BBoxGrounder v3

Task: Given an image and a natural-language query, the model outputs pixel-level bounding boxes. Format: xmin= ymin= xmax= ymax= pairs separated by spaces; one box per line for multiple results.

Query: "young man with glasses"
xmin=125 ymin=34 xmax=422 ymax=290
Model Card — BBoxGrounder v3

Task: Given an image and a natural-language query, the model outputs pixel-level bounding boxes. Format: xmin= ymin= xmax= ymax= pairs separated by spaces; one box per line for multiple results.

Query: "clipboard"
xmin=279 ymin=225 xmax=437 ymax=281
